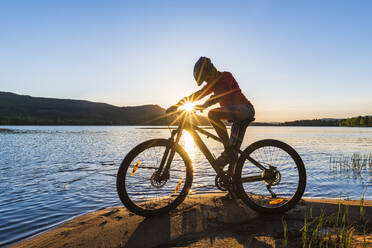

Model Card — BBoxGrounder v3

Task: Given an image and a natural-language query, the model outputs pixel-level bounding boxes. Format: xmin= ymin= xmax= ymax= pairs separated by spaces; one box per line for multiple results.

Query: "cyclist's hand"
xmin=166 ymin=105 xmax=178 ymax=113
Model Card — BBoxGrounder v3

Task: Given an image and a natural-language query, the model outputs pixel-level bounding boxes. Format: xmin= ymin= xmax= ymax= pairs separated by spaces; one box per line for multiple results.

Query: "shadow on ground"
xmin=13 ymin=194 xmax=372 ymax=248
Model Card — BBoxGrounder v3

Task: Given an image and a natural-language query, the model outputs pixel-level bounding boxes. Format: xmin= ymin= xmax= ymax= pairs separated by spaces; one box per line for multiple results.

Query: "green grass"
xmin=282 ymin=216 xmax=288 ymax=248
xmin=282 ymin=191 xmax=369 ymax=247
xmin=360 ymin=188 xmax=368 ymax=248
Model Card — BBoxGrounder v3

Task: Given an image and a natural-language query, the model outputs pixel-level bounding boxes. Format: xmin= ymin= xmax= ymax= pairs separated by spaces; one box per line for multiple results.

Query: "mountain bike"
xmin=116 ymin=105 xmax=306 ymax=217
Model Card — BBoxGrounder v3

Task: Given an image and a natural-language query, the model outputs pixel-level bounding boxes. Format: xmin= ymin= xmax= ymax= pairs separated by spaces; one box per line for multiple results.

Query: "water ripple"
xmin=0 ymin=126 xmax=371 ymax=246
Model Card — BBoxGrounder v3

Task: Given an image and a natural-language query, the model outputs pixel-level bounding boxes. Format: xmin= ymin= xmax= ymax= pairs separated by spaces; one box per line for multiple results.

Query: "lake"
xmin=0 ymin=126 xmax=371 ymax=246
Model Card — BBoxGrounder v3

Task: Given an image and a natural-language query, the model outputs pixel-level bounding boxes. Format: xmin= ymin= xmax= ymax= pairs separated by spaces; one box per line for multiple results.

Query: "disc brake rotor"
xmin=150 ymin=172 xmax=167 ymax=188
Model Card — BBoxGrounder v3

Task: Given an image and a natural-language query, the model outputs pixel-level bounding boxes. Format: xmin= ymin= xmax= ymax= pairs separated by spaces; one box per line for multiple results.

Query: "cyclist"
xmin=166 ymin=57 xmax=255 ymax=167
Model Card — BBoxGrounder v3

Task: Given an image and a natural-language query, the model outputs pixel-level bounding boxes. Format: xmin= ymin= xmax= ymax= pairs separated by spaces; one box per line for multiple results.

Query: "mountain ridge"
xmin=0 ymin=91 xmax=183 ymax=125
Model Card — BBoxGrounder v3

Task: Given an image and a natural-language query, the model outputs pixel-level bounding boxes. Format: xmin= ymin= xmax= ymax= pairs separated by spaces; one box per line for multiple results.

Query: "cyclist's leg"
xmin=230 ymin=122 xmax=247 ymax=150
xmin=208 ymin=107 xmax=234 ymax=150
xmin=228 ymin=105 xmax=255 ymax=177
xmin=229 ymin=104 xmax=255 ymax=150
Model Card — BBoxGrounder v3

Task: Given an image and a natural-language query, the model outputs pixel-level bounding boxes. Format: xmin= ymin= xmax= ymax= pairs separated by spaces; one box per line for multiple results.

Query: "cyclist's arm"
xmin=200 ymin=94 xmax=220 ymax=108
xmin=176 ymin=83 xmax=214 ymax=105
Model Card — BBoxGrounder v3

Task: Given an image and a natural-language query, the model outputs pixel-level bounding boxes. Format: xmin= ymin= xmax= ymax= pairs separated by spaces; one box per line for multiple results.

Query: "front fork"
xmin=156 ymin=128 xmax=183 ymax=180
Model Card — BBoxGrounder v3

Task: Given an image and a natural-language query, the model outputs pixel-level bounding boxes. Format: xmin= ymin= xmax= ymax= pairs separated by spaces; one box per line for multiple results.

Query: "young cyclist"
xmin=166 ymin=57 xmax=255 ymax=167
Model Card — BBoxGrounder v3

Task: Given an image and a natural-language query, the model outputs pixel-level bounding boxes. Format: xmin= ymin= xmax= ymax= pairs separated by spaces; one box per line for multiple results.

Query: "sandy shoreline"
xmin=11 ymin=193 xmax=372 ymax=248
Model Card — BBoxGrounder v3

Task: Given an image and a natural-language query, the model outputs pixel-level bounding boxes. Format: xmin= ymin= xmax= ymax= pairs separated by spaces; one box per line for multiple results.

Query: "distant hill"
xmin=0 ymin=92 xmax=209 ymax=125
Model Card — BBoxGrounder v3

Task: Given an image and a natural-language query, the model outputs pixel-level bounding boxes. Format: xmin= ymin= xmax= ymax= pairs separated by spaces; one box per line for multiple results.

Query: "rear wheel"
xmin=117 ymin=139 xmax=193 ymax=217
xmin=235 ymin=139 xmax=306 ymax=213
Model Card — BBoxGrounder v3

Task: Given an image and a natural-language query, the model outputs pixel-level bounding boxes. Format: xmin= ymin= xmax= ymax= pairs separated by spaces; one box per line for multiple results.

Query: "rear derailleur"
xmin=262 ymin=166 xmax=281 ymax=198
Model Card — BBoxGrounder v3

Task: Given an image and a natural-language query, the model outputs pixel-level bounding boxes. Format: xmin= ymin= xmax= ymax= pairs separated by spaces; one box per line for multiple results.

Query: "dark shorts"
xmin=227 ymin=104 xmax=255 ymax=121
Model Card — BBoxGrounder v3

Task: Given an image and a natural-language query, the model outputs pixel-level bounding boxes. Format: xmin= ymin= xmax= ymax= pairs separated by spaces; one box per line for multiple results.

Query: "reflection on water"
xmin=0 ymin=126 xmax=372 ymax=246
xmin=182 ymin=131 xmax=196 ymax=161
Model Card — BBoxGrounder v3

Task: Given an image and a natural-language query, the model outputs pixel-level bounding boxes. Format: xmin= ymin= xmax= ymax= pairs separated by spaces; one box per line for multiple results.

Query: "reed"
xmin=282 ymin=216 xmax=288 ymax=248
xmin=360 ymin=187 xmax=367 ymax=223
xmin=298 ymin=192 xmax=368 ymax=247
xmin=360 ymin=187 xmax=368 ymax=248
xmin=329 ymin=153 xmax=372 ymax=183
xmin=302 ymin=212 xmax=308 ymax=248
xmin=0 ymin=128 xmax=12 ymax=133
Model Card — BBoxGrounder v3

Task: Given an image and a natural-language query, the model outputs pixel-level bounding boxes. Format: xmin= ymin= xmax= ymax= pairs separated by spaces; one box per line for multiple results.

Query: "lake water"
xmin=0 ymin=126 xmax=371 ymax=246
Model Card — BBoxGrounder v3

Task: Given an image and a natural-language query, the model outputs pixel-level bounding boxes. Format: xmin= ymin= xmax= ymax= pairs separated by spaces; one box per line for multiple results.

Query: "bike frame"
xmin=159 ymin=111 xmax=267 ymax=184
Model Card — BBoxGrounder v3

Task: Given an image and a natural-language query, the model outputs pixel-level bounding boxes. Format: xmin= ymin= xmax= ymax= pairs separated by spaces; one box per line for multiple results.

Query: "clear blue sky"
xmin=1 ymin=1 xmax=371 ymax=121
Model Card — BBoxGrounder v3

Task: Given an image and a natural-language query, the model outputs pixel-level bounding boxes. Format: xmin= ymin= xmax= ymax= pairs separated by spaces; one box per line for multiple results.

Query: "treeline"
xmin=338 ymin=116 xmax=372 ymax=127
xmin=282 ymin=117 xmax=372 ymax=127
xmin=281 ymin=119 xmax=340 ymax=126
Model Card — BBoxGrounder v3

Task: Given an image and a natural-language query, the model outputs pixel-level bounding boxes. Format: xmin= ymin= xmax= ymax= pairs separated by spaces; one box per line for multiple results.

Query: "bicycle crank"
xmin=215 ymin=173 xmax=233 ymax=192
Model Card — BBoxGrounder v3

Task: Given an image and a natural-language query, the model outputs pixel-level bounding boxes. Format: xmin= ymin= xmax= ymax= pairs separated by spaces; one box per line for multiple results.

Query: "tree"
xmin=360 ymin=116 xmax=366 ymax=126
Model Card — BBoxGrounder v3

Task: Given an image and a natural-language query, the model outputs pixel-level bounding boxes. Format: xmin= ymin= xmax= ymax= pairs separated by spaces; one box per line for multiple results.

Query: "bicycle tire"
xmin=117 ymin=139 xmax=193 ymax=217
xmin=235 ymin=139 xmax=306 ymax=214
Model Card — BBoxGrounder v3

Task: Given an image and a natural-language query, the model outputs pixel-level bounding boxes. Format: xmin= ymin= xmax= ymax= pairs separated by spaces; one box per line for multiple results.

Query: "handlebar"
xmin=166 ymin=103 xmax=206 ymax=114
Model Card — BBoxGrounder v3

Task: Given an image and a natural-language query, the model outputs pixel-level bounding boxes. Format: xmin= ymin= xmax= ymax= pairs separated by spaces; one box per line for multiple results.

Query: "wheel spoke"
xmin=236 ymin=139 xmax=306 ymax=213
xmin=117 ymin=139 xmax=192 ymax=216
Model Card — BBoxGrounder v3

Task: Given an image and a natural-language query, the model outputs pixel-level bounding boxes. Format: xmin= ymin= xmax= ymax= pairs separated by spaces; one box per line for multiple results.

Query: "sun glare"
xmin=183 ymin=131 xmax=196 ymax=160
xmin=179 ymin=102 xmax=196 ymax=112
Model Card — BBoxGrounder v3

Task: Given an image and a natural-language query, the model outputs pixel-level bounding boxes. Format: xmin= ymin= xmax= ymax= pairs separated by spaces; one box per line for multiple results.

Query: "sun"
xmin=179 ymin=102 xmax=197 ymax=112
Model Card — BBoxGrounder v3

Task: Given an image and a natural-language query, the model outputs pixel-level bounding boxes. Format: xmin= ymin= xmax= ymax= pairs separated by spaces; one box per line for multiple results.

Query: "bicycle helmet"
xmin=193 ymin=57 xmax=213 ymax=86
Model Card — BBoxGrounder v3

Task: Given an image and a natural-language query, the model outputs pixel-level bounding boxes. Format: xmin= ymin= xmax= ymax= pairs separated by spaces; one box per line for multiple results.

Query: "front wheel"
xmin=235 ymin=139 xmax=306 ymax=214
xmin=117 ymin=139 xmax=193 ymax=217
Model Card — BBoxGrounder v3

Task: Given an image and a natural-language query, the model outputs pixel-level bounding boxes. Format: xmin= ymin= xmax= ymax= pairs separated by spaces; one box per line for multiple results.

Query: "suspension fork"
xmin=158 ymin=127 xmax=184 ymax=179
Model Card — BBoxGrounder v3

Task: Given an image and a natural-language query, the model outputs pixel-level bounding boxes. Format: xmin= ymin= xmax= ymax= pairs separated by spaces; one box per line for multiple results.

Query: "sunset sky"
xmin=1 ymin=1 xmax=371 ymax=122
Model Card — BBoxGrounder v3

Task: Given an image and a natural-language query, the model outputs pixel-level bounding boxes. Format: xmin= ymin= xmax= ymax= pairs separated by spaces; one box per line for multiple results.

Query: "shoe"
xmin=215 ymin=149 xmax=233 ymax=168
